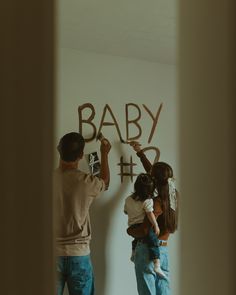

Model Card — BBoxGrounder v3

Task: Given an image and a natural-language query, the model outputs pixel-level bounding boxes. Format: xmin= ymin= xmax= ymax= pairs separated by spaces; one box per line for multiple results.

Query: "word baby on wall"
xmin=78 ymin=103 xmax=162 ymax=182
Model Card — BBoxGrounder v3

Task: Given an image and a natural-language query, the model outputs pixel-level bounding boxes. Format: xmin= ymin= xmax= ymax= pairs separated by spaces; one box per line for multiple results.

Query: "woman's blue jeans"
xmin=132 ymin=228 xmax=160 ymax=260
xmin=134 ymin=241 xmax=170 ymax=295
xmin=56 ymin=255 xmax=94 ymax=295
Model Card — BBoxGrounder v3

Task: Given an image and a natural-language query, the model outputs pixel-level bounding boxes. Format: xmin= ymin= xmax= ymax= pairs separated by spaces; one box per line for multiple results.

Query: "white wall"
xmin=56 ymin=48 xmax=179 ymax=295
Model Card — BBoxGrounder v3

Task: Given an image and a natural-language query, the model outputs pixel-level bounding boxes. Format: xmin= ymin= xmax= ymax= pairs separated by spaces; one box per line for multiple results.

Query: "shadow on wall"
xmin=90 ymin=143 xmax=129 ymax=295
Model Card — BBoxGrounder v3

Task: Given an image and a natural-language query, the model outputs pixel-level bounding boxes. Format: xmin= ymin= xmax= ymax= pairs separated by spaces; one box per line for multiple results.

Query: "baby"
xmin=124 ymin=173 xmax=167 ymax=279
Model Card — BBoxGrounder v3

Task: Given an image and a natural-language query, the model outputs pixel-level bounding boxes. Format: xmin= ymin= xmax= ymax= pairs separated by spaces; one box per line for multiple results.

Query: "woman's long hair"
xmin=151 ymin=162 xmax=178 ymax=234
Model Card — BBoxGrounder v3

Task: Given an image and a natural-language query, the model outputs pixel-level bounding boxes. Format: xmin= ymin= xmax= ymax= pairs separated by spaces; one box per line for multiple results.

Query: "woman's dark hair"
xmin=132 ymin=173 xmax=155 ymax=202
xmin=151 ymin=162 xmax=178 ymax=234
xmin=57 ymin=132 xmax=85 ymax=162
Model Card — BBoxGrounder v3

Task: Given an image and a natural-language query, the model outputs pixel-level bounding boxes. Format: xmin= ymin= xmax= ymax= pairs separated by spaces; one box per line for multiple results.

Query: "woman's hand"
xmin=129 ymin=141 xmax=142 ymax=152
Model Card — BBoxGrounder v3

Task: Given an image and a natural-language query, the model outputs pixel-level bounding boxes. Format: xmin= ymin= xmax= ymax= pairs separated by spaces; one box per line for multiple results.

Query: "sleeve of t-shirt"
xmin=84 ymin=174 xmax=106 ymax=198
xmin=124 ymin=198 xmax=128 ymax=214
xmin=142 ymin=199 xmax=154 ymax=213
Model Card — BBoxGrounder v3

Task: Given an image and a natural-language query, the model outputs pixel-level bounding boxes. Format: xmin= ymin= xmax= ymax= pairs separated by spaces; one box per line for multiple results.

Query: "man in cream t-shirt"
xmin=54 ymin=132 xmax=111 ymax=295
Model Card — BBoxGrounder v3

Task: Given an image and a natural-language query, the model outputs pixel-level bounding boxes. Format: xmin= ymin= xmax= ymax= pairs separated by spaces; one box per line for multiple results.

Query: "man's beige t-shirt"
xmin=54 ymin=168 xmax=105 ymax=256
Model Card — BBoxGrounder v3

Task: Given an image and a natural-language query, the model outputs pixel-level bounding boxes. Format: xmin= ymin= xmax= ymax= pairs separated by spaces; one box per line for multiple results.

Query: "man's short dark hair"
xmin=57 ymin=132 xmax=85 ymax=162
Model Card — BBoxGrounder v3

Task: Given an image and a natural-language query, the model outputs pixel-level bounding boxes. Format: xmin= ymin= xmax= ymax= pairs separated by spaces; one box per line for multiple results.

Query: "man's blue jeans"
xmin=134 ymin=241 xmax=170 ymax=295
xmin=56 ymin=256 xmax=94 ymax=295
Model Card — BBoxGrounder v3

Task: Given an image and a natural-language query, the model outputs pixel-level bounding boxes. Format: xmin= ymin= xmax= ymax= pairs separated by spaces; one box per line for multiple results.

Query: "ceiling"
xmin=58 ymin=0 xmax=177 ymax=64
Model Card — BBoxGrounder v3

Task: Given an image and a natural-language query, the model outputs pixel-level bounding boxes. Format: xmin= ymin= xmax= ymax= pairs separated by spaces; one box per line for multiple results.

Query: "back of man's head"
xmin=57 ymin=132 xmax=85 ymax=162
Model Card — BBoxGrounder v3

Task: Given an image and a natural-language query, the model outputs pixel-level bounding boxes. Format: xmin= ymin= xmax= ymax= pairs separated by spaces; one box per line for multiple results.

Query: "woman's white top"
xmin=124 ymin=195 xmax=154 ymax=227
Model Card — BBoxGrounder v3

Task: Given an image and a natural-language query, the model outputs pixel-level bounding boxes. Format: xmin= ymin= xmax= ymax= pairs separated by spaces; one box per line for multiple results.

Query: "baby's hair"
xmin=132 ymin=173 xmax=155 ymax=202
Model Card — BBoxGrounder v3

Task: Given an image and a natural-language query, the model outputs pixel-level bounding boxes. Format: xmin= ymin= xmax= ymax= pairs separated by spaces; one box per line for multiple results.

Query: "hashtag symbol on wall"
xmin=117 ymin=156 xmax=138 ymax=183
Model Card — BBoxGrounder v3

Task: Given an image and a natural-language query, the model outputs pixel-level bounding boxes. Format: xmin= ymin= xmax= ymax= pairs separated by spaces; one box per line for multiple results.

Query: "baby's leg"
xmin=127 ymin=223 xmax=143 ymax=262
xmin=130 ymin=238 xmax=138 ymax=262
xmin=146 ymin=229 xmax=168 ymax=280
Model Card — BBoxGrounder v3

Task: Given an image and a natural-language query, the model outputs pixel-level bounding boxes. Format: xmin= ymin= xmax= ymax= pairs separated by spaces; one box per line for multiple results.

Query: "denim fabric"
xmin=145 ymin=228 xmax=160 ymax=260
xmin=56 ymin=256 xmax=94 ymax=295
xmin=132 ymin=238 xmax=138 ymax=250
xmin=134 ymin=242 xmax=170 ymax=295
xmin=132 ymin=228 xmax=160 ymax=260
